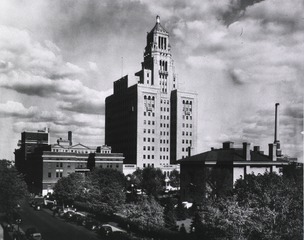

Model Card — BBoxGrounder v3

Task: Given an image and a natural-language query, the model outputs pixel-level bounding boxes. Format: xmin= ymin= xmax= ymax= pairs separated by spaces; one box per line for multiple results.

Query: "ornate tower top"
xmin=156 ymin=15 xmax=160 ymax=23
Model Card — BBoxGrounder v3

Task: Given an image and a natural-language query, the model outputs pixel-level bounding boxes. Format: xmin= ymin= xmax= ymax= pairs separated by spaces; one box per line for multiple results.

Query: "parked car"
xmin=70 ymin=212 xmax=88 ymax=225
xmin=25 ymin=227 xmax=43 ymax=240
xmin=84 ymin=217 xmax=101 ymax=231
xmin=33 ymin=203 xmax=42 ymax=211
xmin=62 ymin=211 xmax=75 ymax=221
xmin=98 ymin=225 xmax=113 ymax=237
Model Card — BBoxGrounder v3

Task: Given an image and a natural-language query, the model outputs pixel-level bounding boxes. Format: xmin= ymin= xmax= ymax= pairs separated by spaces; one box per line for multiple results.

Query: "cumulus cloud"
xmin=0 ymin=25 xmax=109 ymax=115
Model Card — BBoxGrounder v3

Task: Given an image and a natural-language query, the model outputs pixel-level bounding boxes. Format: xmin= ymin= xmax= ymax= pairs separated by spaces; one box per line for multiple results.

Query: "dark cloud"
xmin=58 ymin=99 xmax=105 ymax=115
xmin=222 ymin=0 xmax=265 ymax=25
xmin=227 ymin=68 xmax=244 ymax=85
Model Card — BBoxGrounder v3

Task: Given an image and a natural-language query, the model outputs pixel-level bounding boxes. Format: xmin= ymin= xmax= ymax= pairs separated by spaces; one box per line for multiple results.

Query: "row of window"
xmin=143 ymin=120 xmax=155 ymax=125
xmin=182 ymin=100 xmax=193 ymax=105
xmin=160 ymin=123 xmax=169 ymax=128
xmin=144 ymin=95 xmax=155 ymax=100
xmin=182 ymin=123 xmax=193 ymax=128
xmin=143 ymin=129 xmax=155 ymax=134
xmin=183 ymin=115 xmax=192 ymax=120
xmin=144 ymin=111 xmax=155 ymax=117
xmin=182 ymin=131 xmax=192 ymax=136
xmin=47 ymin=172 xmax=63 ymax=178
xmin=160 ymin=147 xmax=169 ymax=152
xmin=160 ymin=131 xmax=170 ymax=136
xmin=143 ymin=137 xmax=155 ymax=142
xmin=160 ymin=139 xmax=169 ymax=144
xmin=143 ymin=155 xmax=155 ymax=159
xmin=143 ymin=146 xmax=155 ymax=151
xmin=160 ymin=155 xmax=169 ymax=160
xmin=182 ymin=139 xmax=192 ymax=144
xmin=52 ymin=149 xmax=94 ymax=154
xmin=160 ymin=115 xmax=169 ymax=120
xmin=143 ymin=163 xmax=154 ymax=168
xmin=161 ymin=99 xmax=170 ymax=104
xmin=160 ymin=107 xmax=170 ymax=112
xmin=160 ymin=60 xmax=168 ymax=71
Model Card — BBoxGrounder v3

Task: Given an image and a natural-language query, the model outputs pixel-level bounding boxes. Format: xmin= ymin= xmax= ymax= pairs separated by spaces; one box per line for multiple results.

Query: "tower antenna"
xmin=121 ymin=57 xmax=124 ymax=77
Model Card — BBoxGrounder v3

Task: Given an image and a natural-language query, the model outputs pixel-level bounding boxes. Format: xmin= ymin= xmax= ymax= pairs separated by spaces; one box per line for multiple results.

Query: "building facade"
xmin=42 ymin=140 xmax=124 ymax=196
xmin=180 ymin=141 xmax=291 ymax=203
xmin=105 ymin=16 xmax=197 ymax=170
xmin=14 ymin=128 xmax=50 ymax=174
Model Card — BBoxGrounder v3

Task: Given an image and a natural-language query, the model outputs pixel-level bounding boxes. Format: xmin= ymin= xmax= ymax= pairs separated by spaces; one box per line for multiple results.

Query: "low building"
xmin=42 ymin=140 xmax=124 ymax=196
xmin=180 ymin=141 xmax=292 ymax=203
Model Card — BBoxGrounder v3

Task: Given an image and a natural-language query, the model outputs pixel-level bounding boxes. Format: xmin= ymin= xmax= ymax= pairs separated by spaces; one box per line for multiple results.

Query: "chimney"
xmin=223 ymin=141 xmax=234 ymax=149
xmin=253 ymin=146 xmax=260 ymax=152
xmin=68 ymin=131 xmax=72 ymax=146
xmin=243 ymin=142 xmax=251 ymax=161
xmin=274 ymin=103 xmax=279 ymax=143
xmin=274 ymin=103 xmax=282 ymax=157
xmin=269 ymin=143 xmax=277 ymax=161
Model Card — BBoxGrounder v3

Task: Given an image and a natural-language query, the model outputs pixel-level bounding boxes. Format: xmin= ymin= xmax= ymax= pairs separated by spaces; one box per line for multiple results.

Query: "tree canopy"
xmin=122 ymin=197 xmax=164 ymax=231
xmin=53 ymin=172 xmax=85 ymax=205
xmin=195 ymin=171 xmax=303 ymax=240
xmin=83 ymin=168 xmax=126 ymax=215
xmin=141 ymin=167 xmax=165 ymax=197
xmin=0 ymin=160 xmax=28 ymax=213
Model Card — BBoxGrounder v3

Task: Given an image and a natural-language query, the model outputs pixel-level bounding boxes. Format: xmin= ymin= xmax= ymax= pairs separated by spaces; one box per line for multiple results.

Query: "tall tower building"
xmin=105 ymin=16 xmax=197 ymax=170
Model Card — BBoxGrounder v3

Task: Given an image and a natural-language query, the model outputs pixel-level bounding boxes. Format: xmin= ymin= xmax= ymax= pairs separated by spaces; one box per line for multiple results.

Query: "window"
xmin=56 ymin=172 xmax=59 ymax=178
xmin=48 ymin=172 xmax=51 ymax=178
xmin=60 ymin=172 xmax=63 ymax=177
xmin=144 ymin=129 xmax=146 ymax=133
xmin=144 ymin=120 xmax=146 ymax=124
xmin=143 ymin=146 xmax=146 ymax=150
xmin=143 ymin=155 xmax=146 ymax=159
xmin=144 ymin=112 xmax=146 ymax=116
xmin=152 ymin=138 xmax=154 ymax=142
xmin=143 ymin=164 xmax=146 ymax=167
xmin=144 ymin=137 xmax=146 ymax=142
xmin=152 ymin=146 xmax=154 ymax=151
xmin=148 ymin=120 xmax=151 ymax=125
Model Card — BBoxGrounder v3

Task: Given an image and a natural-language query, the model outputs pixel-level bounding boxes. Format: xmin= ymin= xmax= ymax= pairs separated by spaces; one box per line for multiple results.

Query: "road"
xmin=18 ymin=204 xmax=101 ymax=240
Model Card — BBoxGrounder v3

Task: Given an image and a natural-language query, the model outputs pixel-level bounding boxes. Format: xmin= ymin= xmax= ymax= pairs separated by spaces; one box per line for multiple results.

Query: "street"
xmin=18 ymin=204 xmax=101 ymax=240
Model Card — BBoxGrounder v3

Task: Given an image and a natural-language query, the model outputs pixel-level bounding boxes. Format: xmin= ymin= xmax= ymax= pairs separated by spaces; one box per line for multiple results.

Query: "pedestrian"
xmin=180 ymin=223 xmax=187 ymax=234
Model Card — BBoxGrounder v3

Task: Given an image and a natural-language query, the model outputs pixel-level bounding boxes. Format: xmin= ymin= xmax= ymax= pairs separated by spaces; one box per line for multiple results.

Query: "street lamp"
xmin=16 ymin=218 xmax=21 ymax=239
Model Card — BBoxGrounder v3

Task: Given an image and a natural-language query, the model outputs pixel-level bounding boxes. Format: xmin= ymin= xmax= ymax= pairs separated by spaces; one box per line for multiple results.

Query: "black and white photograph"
xmin=0 ymin=1 xmax=303 ymax=239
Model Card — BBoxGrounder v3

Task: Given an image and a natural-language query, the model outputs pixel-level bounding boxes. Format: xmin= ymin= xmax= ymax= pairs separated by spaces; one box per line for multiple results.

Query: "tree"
xmin=53 ymin=173 xmax=84 ymax=205
xmin=87 ymin=152 xmax=95 ymax=171
xmin=84 ymin=168 xmax=126 ymax=215
xmin=164 ymin=200 xmax=177 ymax=230
xmin=0 ymin=160 xmax=28 ymax=213
xmin=122 ymin=197 xmax=164 ymax=231
xmin=169 ymin=169 xmax=180 ymax=189
xmin=202 ymin=172 xmax=303 ymax=240
xmin=141 ymin=167 xmax=165 ymax=197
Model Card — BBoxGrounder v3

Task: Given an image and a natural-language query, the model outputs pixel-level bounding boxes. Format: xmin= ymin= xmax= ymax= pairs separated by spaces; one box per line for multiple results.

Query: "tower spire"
xmin=156 ymin=15 xmax=160 ymax=23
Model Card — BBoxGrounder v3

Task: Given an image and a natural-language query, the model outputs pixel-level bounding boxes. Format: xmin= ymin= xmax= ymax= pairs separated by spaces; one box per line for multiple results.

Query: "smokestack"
xmin=68 ymin=131 xmax=72 ymax=146
xmin=274 ymin=103 xmax=282 ymax=156
xmin=274 ymin=103 xmax=279 ymax=143
xmin=269 ymin=143 xmax=277 ymax=161
xmin=243 ymin=142 xmax=251 ymax=161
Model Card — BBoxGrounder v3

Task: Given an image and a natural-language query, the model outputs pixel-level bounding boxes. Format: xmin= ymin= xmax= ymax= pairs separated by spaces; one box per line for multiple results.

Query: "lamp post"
xmin=16 ymin=218 xmax=21 ymax=240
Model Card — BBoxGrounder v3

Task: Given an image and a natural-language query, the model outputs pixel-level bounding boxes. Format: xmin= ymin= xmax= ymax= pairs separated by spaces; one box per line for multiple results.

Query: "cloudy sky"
xmin=0 ymin=0 xmax=303 ymax=162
